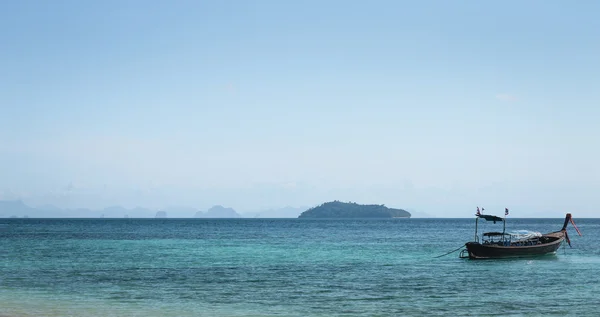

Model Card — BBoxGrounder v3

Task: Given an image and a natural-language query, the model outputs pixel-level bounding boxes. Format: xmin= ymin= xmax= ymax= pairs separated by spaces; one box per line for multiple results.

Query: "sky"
xmin=1 ymin=0 xmax=599 ymax=217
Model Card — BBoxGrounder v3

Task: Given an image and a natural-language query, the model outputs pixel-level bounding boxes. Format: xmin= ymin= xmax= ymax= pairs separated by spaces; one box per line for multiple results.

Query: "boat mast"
xmin=475 ymin=217 xmax=478 ymax=242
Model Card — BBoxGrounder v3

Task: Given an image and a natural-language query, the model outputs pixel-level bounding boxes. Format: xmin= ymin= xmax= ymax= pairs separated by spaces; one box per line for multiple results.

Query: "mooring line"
xmin=434 ymin=244 xmax=466 ymax=258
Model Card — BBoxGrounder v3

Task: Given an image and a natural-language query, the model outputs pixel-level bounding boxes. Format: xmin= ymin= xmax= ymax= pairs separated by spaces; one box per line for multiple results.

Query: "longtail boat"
xmin=460 ymin=211 xmax=582 ymax=259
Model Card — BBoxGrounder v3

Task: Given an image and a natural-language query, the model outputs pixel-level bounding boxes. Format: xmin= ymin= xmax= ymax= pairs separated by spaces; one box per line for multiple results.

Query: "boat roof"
xmin=483 ymin=232 xmax=509 ymax=236
xmin=477 ymin=214 xmax=504 ymax=222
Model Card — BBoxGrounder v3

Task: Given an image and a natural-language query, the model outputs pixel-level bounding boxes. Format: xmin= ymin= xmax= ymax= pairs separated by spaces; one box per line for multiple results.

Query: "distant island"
xmin=298 ymin=201 xmax=411 ymax=218
xmin=194 ymin=205 xmax=242 ymax=218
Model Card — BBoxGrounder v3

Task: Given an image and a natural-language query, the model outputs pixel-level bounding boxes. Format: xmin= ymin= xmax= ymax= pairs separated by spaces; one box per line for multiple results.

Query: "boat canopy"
xmin=483 ymin=232 xmax=509 ymax=237
xmin=477 ymin=214 xmax=504 ymax=222
xmin=473 ymin=212 xmax=507 ymax=243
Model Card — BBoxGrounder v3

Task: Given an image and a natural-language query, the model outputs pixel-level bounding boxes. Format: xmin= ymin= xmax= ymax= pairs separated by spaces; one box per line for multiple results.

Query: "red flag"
xmin=476 ymin=206 xmax=480 ymax=215
xmin=505 ymin=208 xmax=509 ymax=216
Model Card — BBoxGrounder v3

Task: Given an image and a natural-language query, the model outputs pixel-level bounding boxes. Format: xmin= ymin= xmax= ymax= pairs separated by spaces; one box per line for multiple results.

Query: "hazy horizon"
xmin=0 ymin=196 xmax=591 ymax=219
xmin=1 ymin=1 xmax=598 ymax=218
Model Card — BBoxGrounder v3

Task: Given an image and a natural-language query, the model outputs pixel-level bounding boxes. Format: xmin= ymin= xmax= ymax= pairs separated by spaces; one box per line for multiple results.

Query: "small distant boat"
xmin=460 ymin=211 xmax=582 ymax=260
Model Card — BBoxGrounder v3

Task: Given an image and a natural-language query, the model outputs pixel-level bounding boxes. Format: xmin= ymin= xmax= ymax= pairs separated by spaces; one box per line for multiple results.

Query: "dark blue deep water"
xmin=1 ymin=218 xmax=599 ymax=316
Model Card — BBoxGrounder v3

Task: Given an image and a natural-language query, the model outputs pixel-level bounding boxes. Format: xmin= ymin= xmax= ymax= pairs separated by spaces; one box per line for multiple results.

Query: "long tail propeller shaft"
xmin=563 ymin=213 xmax=582 ymax=248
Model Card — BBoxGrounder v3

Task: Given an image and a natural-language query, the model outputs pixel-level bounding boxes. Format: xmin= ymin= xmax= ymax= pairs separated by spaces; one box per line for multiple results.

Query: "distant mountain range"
xmin=0 ymin=200 xmax=426 ymax=219
xmin=0 ymin=200 xmax=307 ymax=218
xmin=0 ymin=200 xmax=63 ymax=218
xmin=242 ymin=206 xmax=307 ymax=218
xmin=0 ymin=200 xmax=158 ymax=218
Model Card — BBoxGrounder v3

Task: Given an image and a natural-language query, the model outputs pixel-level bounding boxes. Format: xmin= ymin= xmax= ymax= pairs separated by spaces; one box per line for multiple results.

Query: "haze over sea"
xmin=1 ymin=217 xmax=599 ymax=317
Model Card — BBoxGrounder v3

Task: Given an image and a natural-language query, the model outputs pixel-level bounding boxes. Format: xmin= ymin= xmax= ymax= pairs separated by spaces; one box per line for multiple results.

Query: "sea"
xmin=1 ymin=217 xmax=599 ymax=317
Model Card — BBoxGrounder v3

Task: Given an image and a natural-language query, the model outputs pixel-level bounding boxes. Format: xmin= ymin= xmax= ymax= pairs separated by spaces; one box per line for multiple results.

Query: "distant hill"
xmin=405 ymin=209 xmax=435 ymax=218
xmin=0 ymin=200 xmax=156 ymax=218
xmin=36 ymin=204 xmax=63 ymax=212
xmin=298 ymin=201 xmax=411 ymax=219
xmin=102 ymin=206 xmax=128 ymax=218
xmin=0 ymin=200 xmax=71 ymax=218
xmin=0 ymin=200 xmax=242 ymax=218
xmin=0 ymin=200 xmax=35 ymax=218
xmin=242 ymin=206 xmax=307 ymax=218
xmin=194 ymin=205 xmax=242 ymax=218
xmin=164 ymin=206 xmax=198 ymax=218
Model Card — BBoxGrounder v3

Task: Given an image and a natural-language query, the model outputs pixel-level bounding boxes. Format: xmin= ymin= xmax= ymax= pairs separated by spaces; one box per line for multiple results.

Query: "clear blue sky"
xmin=1 ymin=1 xmax=598 ymax=217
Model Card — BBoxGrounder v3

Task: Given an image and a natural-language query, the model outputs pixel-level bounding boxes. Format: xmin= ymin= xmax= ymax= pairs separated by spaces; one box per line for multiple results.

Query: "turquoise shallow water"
xmin=1 ymin=218 xmax=599 ymax=316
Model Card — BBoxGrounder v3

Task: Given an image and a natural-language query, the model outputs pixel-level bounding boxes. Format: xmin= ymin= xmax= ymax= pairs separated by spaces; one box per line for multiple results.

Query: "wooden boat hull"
xmin=464 ymin=231 xmax=565 ymax=259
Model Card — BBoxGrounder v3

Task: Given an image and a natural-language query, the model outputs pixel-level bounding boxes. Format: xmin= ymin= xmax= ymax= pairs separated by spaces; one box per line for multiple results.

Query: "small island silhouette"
xmin=194 ymin=205 xmax=242 ymax=218
xmin=298 ymin=201 xmax=411 ymax=218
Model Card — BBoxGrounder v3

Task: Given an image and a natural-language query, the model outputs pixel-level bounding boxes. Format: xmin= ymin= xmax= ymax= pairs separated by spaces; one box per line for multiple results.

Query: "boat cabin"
xmin=473 ymin=214 xmax=506 ymax=243
xmin=475 ymin=214 xmax=545 ymax=247
xmin=482 ymin=232 xmax=511 ymax=245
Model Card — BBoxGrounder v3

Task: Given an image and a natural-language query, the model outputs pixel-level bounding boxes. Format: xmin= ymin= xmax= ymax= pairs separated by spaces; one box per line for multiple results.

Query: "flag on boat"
xmin=476 ymin=206 xmax=480 ymax=215
xmin=505 ymin=208 xmax=509 ymax=216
